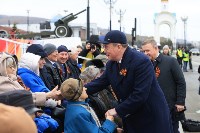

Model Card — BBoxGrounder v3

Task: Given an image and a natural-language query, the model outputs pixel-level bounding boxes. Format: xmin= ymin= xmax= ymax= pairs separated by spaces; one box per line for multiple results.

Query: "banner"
xmin=0 ymin=38 xmax=31 ymax=58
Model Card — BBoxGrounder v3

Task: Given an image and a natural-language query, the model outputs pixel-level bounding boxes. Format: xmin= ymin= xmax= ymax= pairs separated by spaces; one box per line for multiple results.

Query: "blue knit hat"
xmin=57 ymin=45 xmax=71 ymax=53
xmin=26 ymin=44 xmax=47 ymax=58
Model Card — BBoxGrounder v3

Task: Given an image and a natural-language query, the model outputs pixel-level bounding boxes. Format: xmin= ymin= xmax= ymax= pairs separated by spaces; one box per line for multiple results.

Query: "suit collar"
xmin=156 ymin=53 xmax=163 ymax=63
xmin=120 ymin=47 xmax=132 ymax=68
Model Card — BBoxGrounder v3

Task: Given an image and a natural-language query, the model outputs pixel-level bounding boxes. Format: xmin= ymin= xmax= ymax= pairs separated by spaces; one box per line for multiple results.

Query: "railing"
xmin=0 ymin=37 xmax=30 ymax=55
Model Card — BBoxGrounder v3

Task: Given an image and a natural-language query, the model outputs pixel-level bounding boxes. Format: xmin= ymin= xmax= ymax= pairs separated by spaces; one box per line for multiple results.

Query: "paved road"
xmin=181 ymin=55 xmax=200 ymax=133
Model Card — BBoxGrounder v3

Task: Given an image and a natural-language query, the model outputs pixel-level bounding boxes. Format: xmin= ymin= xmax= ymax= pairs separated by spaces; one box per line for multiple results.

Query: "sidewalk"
xmin=179 ymin=122 xmax=184 ymax=133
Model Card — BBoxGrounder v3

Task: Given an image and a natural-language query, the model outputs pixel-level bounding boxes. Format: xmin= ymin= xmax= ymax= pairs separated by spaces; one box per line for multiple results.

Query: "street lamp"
xmin=104 ymin=0 xmax=117 ymax=31
xmin=116 ymin=9 xmax=126 ymax=31
xmin=181 ymin=16 xmax=188 ymax=48
xmin=87 ymin=0 xmax=90 ymax=40
xmin=27 ymin=10 xmax=30 ymax=33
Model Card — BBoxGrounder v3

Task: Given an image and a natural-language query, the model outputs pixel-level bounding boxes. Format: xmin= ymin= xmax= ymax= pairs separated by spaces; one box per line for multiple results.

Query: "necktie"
xmin=53 ymin=63 xmax=57 ymax=68
xmin=61 ymin=64 xmax=65 ymax=77
xmin=152 ymin=60 xmax=158 ymax=67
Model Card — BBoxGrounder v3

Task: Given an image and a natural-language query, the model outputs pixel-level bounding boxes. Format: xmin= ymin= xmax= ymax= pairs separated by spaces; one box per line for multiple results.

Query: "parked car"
xmin=189 ymin=48 xmax=200 ymax=56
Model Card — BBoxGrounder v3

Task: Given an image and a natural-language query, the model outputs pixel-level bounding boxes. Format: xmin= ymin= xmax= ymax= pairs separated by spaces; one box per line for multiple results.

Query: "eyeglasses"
xmin=8 ymin=64 xmax=16 ymax=69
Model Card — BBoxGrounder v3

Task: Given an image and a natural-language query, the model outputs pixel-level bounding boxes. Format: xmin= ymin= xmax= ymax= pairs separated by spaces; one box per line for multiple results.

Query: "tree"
xmin=160 ymin=39 xmax=173 ymax=48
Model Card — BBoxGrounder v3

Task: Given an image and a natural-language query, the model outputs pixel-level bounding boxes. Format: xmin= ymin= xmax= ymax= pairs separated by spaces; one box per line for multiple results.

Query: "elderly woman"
xmin=0 ymin=52 xmax=60 ymax=106
xmin=18 ymin=52 xmax=58 ymax=93
xmin=162 ymin=45 xmax=170 ymax=56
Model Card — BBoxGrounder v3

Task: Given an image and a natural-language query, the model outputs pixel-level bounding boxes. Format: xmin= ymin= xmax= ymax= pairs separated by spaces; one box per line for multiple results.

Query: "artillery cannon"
xmin=16 ymin=9 xmax=86 ymax=39
xmin=54 ymin=9 xmax=86 ymax=38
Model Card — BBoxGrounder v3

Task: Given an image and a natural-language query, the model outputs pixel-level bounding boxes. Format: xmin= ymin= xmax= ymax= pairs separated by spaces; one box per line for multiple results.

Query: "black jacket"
xmin=39 ymin=67 xmax=52 ymax=90
xmin=155 ymin=54 xmax=186 ymax=110
xmin=66 ymin=58 xmax=81 ymax=79
xmin=43 ymin=58 xmax=62 ymax=90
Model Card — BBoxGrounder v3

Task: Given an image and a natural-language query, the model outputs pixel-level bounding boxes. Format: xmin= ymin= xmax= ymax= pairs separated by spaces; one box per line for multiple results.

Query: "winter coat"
xmin=64 ymin=101 xmax=116 ymax=133
xmin=85 ymin=47 xmax=173 ymax=133
xmin=18 ymin=53 xmax=50 ymax=93
xmin=0 ymin=52 xmax=46 ymax=106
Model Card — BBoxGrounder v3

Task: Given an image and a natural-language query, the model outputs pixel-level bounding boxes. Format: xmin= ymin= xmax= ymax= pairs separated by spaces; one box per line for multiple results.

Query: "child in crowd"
xmin=60 ymin=78 xmax=117 ymax=133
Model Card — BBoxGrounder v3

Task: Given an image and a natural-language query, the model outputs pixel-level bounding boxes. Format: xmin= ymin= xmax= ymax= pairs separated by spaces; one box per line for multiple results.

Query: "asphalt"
xmin=179 ymin=55 xmax=200 ymax=133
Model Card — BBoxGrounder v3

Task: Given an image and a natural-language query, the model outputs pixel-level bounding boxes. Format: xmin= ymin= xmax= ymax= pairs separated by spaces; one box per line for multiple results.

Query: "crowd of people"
xmin=0 ymin=30 xmax=188 ymax=133
xmin=176 ymin=46 xmax=193 ymax=72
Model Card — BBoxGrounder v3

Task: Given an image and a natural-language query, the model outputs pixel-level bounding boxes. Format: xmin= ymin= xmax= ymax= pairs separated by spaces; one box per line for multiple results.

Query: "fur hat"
xmin=26 ymin=44 xmax=47 ymax=58
xmin=0 ymin=90 xmax=42 ymax=115
xmin=79 ymin=66 xmax=100 ymax=83
xmin=43 ymin=43 xmax=57 ymax=55
xmin=85 ymin=54 xmax=108 ymax=70
xmin=60 ymin=78 xmax=83 ymax=101
xmin=0 ymin=103 xmax=37 ymax=133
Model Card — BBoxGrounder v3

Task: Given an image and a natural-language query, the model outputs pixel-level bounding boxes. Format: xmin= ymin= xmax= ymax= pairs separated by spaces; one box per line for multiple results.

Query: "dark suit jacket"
xmin=85 ymin=47 xmax=173 ymax=133
xmin=43 ymin=58 xmax=62 ymax=90
xmin=66 ymin=58 xmax=81 ymax=79
xmin=156 ymin=54 xmax=186 ymax=111
xmin=39 ymin=67 xmax=52 ymax=89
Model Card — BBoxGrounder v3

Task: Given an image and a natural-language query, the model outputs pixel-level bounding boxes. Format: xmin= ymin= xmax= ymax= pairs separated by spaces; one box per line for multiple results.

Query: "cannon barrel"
xmin=73 ymin=9 xmax=86 ymax=16
xmin=54 ymin=9 xmax=86 ymax=38
xmin=54 ymin=9 xmax=86 ymax=26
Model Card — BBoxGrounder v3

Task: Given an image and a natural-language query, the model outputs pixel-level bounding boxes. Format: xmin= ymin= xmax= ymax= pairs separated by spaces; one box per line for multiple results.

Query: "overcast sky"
xmin=0 ymin=0 xmax=200 ymax=41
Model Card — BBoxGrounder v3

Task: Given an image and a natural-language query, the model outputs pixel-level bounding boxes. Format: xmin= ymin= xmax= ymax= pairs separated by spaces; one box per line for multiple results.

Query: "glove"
xmin=44 ymin=99 xmax=57 ymax=108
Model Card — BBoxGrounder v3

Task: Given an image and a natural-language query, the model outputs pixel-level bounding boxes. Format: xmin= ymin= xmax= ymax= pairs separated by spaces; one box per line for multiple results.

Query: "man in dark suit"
xmin=85 ymin=30 xmax=173 ymax=133
xmin=141 ymin=39 xmax=186 ymax=133
xmin=43 ymin=43 xmax=62 ymax=90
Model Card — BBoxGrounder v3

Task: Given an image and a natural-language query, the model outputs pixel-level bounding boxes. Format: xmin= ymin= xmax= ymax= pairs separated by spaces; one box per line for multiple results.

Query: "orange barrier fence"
xmin=0 ymin=38 xmax=32 ymax=58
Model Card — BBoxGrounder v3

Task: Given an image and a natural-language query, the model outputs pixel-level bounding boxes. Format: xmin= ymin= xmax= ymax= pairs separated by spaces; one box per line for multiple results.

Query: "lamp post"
xmin=116 ymin=9 xmax=126 ymax=31
xmin=27 ymin=10 xmax=30 ymax=33
xmin=87 ymin=0 xmax=90 ymax=40
xmin=181 ymin=16 xmax=188 ymax=48
xmin=104 ymin=0 xmax=117 ymax=31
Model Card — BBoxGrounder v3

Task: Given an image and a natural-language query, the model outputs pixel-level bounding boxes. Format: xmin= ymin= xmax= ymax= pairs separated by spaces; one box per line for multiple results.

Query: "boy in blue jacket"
xmin=60 ymin=78 xmax=117 ymax=133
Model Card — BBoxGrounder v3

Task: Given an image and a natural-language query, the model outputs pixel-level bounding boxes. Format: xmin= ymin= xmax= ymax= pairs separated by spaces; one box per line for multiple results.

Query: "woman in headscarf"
xmin=0 ymin=52 xmax=61 ymax=106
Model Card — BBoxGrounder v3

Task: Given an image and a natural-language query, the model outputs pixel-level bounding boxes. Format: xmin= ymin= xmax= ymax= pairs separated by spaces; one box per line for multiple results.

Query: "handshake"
xmin=105 ymin=108 xmax=124 ymax=133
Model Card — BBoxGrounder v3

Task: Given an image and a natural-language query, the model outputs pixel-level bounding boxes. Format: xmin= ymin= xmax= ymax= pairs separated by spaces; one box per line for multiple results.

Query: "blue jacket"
xmin=85 ymin=47 xmax=173 ymax=133
xmin=35 ymin=113 xmax=59 ymax=133
xmin=64 ymin=101 xmax=116 ymax=133
xmin=18 ymin=68 xmax=50 ymax=92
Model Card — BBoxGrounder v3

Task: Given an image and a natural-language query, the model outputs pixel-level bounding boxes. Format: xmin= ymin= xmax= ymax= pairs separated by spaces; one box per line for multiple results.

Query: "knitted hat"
xmin=0 ymin=103 xmax=37 ymax=133
xmin=163 ymin=45 xmax=169 ymax=50
xmin=26 ymin=44 xmax=47 ymax=58
xmin=60 ymin=78 xmax=83 ymax=101
xmin=79 ymin=66 xmax=100 ymax=83
xmin=85 ymin=54 xmax=108 ymax=70
xmin=43 ymin=43 xmax=57 ymax=55
xmin=85 ymin=59 xmax=104 ymax=69
xmin=57 ymin=45 xmax=71 ymax=53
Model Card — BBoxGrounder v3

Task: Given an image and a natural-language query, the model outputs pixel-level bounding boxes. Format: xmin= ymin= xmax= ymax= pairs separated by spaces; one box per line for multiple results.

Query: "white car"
xmin=190 ymin=48 xmax=200 ymax=56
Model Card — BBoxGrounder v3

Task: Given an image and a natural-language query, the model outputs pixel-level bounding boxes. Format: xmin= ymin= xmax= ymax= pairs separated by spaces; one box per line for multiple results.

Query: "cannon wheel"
xmin=54 ymin=25 xmax=70 ymax=38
